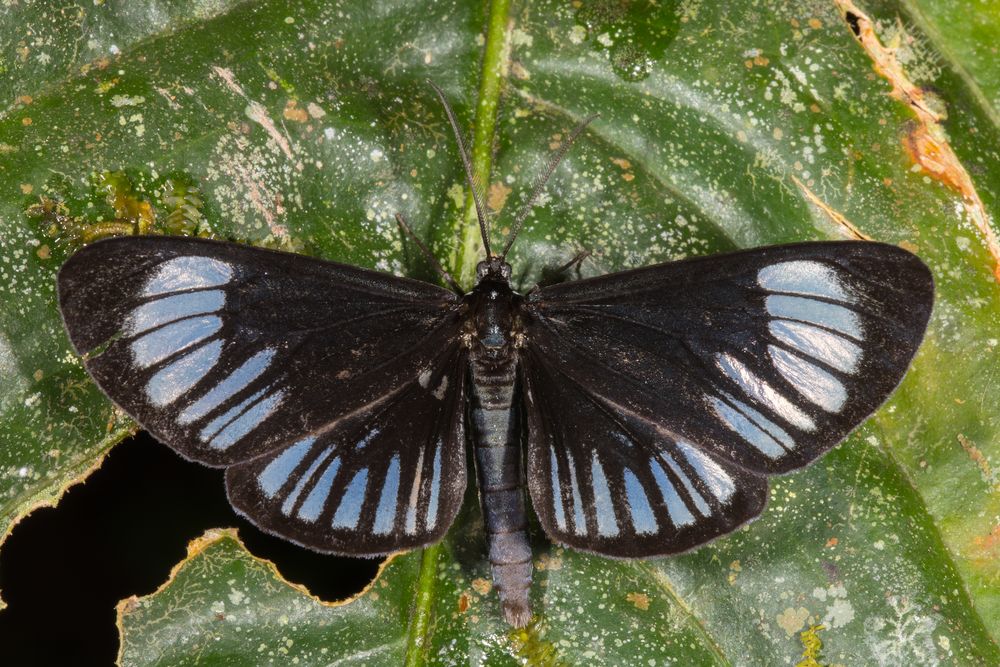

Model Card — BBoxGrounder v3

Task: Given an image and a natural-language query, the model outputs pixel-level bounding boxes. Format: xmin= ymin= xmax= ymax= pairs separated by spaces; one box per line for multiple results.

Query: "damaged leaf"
xmin=1 ymin=0 xmax=998 ymax=664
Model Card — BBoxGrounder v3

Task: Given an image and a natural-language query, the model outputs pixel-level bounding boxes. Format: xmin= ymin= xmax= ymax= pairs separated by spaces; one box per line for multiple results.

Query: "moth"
xmin=57 ymin=86 xmax=934 ymax=627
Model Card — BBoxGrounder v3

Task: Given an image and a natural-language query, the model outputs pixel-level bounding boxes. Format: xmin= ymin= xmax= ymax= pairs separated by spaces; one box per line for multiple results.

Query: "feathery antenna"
xmin=499 ymin=113 xmax=598 ymax=259
xmin=428 ymin=81 xmax=493 ymax=258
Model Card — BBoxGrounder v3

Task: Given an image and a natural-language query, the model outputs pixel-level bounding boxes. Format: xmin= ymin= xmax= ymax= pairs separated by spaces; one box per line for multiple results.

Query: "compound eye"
xmin=501 ymin=264 xmax=512 ymax=279
xmin=475 ymin=261 xmax=489 ymax=279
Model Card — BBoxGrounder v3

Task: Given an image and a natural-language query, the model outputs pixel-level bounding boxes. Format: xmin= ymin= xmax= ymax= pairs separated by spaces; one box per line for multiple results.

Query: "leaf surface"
xmin=0 ymin=0 xmax=997 ymax=664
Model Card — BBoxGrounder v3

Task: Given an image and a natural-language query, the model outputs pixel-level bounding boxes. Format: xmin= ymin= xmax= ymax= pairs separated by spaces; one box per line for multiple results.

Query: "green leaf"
xmin=2 ymin=0 xmax=999 ymax=664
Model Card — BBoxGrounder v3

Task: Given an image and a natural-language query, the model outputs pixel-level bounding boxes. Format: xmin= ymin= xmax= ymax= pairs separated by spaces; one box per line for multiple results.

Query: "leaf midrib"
xmin=403 ymin=1 xmax=512 ymax=663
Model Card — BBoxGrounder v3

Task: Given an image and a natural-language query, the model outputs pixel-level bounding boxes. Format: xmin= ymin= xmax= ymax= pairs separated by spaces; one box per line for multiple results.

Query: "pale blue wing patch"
xmin=130 ymin=316 xmax=222 ymax=368
xmin=298 ymin=457 xmax=342 ymax=522
xmin=242 ymin=419 xmax=458 ymax=545
xmin=372 ymin=455 xmax=401 ymax=535
xmin=765 ymin=295 xmax=861 ymax=340
xmin=127 ymin=290 xmax=225 ymax=336
xmin=649 ymin=455 xmax=695 ymax=528
xmin=549 ymin=447 xmax=567 ymax=532
xmin=145 ymin=340 xmax=223 ymax=407
xmin=716 ymin=352 xmax=815 ymax=431
xmin=768 ymin=345 xmax=847 ymax=412
xmin=566 ymin=452 xmax=587 ymax=536
xmin=391 ymin=436 xmax=453 ymax=539
xmin=331 ymin=468 xmax=369 ymax=529
xmin=589 ymin=451 xmax=619 ymax=538
xmin=142 ymin=256 xmax=233 ymax=296
xmin=768 ymin=319 xmax=861 ymax=374
xmin=425 ymin=443 xmax=442 ymax=531
xmin=202 ymin=388 xmax=285 ymax=450
xmin=708 ymin=393 xmax=791 ymax=459
xmin=674 ymin=440 xmax=736 ymax=504
xmin=258 ymin=436 xmax=317 ymax=498
xmin=130 ymin=257 xmax=233 ymax=405
xmin=757 ymin=260 xmax=854 ymax=303
xmin=280 ymin=446 xmax=334 ymax=517
xmin=661 ymin=451 xmax=711 ymax=517
xmin=199 ymin=387 xmax=267 ymax=442
xmin=404 ymin=447 xmax=426 ymax=535
xmin=706 ymin=261 xmax=870 ymax=458
xmin=178 ymin=348 xmax=278 ymax=425
xmin=622 ymin=468 xmax=658 ymax=535
xmin=355 ymin=428 xmax=381 ymax=450
xmin=129 ymin=255 xmax=288 ymax=454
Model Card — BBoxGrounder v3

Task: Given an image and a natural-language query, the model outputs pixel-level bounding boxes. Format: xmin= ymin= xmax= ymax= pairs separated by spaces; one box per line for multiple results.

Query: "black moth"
xmin=57 ymin=86 xmax=934 ymax=627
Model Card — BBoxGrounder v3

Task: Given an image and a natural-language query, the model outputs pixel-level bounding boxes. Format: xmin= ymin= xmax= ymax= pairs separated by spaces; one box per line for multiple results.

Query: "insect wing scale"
xmin=521 ymin=241 xmax=933 ymax=555
xmin=226 ymin=343 xmax=468 ymax=554
xmin=56 ymin=232 xmax=934 ymax=625
xmin=521 ymin=344 xmax=768 ymax=557
xmin=57 ymin=235 xmax=469 ymax=550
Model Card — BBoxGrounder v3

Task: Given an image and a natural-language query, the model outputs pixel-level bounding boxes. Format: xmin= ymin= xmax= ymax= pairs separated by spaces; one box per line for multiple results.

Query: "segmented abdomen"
xmin=469 ymin=359 xmax=532 ymax=628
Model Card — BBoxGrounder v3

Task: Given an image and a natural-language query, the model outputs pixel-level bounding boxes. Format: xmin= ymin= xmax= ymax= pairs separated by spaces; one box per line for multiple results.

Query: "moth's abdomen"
xmin=470 ymin=360 xmax=532 ymax=628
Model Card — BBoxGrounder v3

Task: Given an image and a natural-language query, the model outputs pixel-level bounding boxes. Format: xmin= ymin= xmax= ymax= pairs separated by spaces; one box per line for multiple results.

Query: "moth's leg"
xmin=395 ymin=212 xmax=465 ymax=294
xmin=551 ymin=249 xmax=592 ymax=279
xmin=525 ymin=248 xmax=593 ymax=296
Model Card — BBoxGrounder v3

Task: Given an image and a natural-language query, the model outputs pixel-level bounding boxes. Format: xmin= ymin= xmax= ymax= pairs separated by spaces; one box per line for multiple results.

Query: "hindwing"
xmin=522 ymin=345 xmax=767 ymax=557
xmin=521 ymin=241 xmax=933 ymax=554
xmin=226 ymin=344 xmax=468 ymax=553
xmin=58 ymin=235 xmax=469 ymax=549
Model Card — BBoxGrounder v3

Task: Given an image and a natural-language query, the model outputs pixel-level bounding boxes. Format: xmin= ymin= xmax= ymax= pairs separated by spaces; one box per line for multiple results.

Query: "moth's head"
xmin=476 ymin=257 xmax=512 ymax=283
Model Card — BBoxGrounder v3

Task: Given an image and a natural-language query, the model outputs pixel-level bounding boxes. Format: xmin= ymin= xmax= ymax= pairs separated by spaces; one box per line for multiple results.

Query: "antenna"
xmin=499 ymin=113 xmax=598 ymax=260
xmin=428 ymin=81 xmax=493 ymax=258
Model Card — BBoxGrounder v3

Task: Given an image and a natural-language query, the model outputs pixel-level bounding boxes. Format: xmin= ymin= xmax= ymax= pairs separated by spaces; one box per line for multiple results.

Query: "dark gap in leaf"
xmin=0 ymin=432 xmax=378 ymax=664
xmin=845 ymin=11 xmax=862 ymax=38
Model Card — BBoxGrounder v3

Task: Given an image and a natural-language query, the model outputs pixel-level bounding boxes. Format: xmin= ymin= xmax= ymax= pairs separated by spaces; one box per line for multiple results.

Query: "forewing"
xmin=225 ymin=345 xmax=467 ymax=554
xmin=522 ymin=346 xmax=767 ymax=557
xmin=522 ymin=241 xmax=933 ymax=476
xmin=57 ymin=236 xmax=464 ymax=467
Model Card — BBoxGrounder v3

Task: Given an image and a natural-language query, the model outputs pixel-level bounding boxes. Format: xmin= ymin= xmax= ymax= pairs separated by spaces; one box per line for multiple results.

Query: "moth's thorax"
xmin=465 ymin=272 xmax=523 ymax=363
